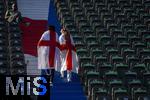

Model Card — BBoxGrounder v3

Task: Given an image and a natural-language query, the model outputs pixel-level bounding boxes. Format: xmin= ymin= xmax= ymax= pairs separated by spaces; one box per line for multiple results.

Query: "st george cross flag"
xmin=59 ymin=34 xmax=79 ymax=73
xmin=17 ymin=0 xmax=51 ymax=75
xmin=37 ymin=30 xmax=61 ymax=71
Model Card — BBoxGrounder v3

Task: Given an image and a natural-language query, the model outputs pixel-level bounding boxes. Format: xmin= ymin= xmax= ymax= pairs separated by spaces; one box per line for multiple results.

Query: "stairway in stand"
xmin=48 ymin=1 xmax=86 ymax=99
xmin=50 ymin=72 xmax=87 ymax=100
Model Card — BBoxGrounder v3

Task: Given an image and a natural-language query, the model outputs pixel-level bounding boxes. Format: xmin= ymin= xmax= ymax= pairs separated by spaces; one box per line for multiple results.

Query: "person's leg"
xmin=46 ymin=69 xmax=50 ymax=75
xmin=41 ymin=69 xmax=51 ymax=84
xmin=41 ymin=69 xmax=47 ymax=75
xmin=60 ymin=71 xmax=64 ymax=78
xmin=51 ymin=69 xmax=55 ymax=83
xmin=39 ymin=69 xmax=51 ymax=99
xmin=67 ymin=70 xmax=71 ymax=82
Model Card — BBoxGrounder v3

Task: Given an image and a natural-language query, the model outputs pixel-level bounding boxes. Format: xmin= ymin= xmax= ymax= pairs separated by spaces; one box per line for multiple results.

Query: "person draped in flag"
xmin=59 ymin=27 xmax=79 ymax=82
xmin=37 ymin=25 xmax=61 ymax=86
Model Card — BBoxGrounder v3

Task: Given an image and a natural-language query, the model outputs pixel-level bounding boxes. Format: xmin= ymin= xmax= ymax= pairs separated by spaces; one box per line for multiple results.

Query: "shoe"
xmin=60 ymin=76 xmax=63 ymax=78
xmin=60 ymin=74 xmax=64 ymax=78
xmin=50 ymin=81 xmax=53 ymax=86
xmin=60 ymin=73 xmax=64 ymax=78
xmin=67 ymin=78 xmax=71 ymax=82
xmin=50 ymin=83 xmax=53 ymax=86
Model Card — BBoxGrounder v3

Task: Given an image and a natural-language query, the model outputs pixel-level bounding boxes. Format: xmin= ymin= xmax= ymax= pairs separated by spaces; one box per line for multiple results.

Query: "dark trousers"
xmin=41 ymin=69 xmax=55 ymax=83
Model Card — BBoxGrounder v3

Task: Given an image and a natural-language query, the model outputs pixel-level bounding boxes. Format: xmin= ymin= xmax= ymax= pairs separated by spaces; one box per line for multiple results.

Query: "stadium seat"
xmin=79 ymin=56 xmax=92 ymax=67
xmin=143 ymin=71 xmax=150 ymax=83
xmin=136 ymin=25 xmax=147 ymax=34
xmin=95 ymin=27 xmax=108 ymax=37
xmin=108 ymin=79 xmax=123 ymax=92
xmin=94 ymin=3 xmax=106 ymax=12
xmin=132 ymin=42 xmax=146 ymax=53
xmin=10 ymin=53 xmax=24 ymax=62
xmin=138 ymin=96 xmax=150 ymax=100
xmin=69 ymin=2 xmax=80 ymax=11
xmin=88 ymin=43 xmax=100 ymax=51
xmin=115 ymin=63 xmax=129 ymax=78
xmin=104 ymin=71 xmax=119 ymax=84
xmin=121 ymin=48 xmax=135 ymax=58
xmin=80 ymin=63 xmax=95 ymax=79
xmin=77 ymin=48 xmax=89 ymax=57
xmin=128 ymin=79 xmax=142 ymax=92
xmin=73 ymin=35 xmax=83 ymax=43
xmin=84 ymin=71 xmax=99 ymax=92
xmin=10 ymin=68 xmax=26 ymax=75
xmin=88 ymin=79 xmax=105 ymax=99
xmin=79 ymin=62 xmax=96 ymax=84
xmin=113 ymin=87 xmax=131 ymax=100
xmin=142 ymin=56 xmax=150 ymax=70
xmin=110 ymin=55 xmax=124 ymax=65
xmin=126 ymin=55 xmax=140 ymax=67
xmin=91 ymin=48 xmax=104 ymax=58
xmin=100 ymin=34 xmax=111 ymax=43
xmin=9 ymin=32 xmax=22 ymax=40
xmin=122 ymin=25 xmax=134 ymax=33
xmin=126 ymin=30 xmax=138 ymax=38
xmin=9 ymin=46 xmax=23 ymax=53
xmin=103 ymin=41 xmax=115 ymax=50
xmin=75 ymin=42 xmax=85 ymax=50
xmin=85 ymin=35 xmax=97 ymax=43
xmin=115 ymin=14 xmax=126 ymax=24
xmin=118 ymin=41 xmax=130 ymax=51
xmin=124 ymin=71 xmax=137 ymax=85
xmin=0 ymin=67 xmax=9 ymax=75
xmin=128 ymin=35 xmax=141 ymax=43
xmin=95 ymin=55 xmax=108 ymax=65
xmin=98 ymin=62 xmax=112 ymax=76
xmin=0 ymin=2 xmax=4 ymax=10
xmin=94 ymin=87 xmax=111 ymax=100
xmin=107 ymin=48 xmax=119 ymax=57
xmin=139 ymin=49 xmax=150 ymax=57
xmin=104 ymin=19 xmax=115 ymax=28
xmin=9 ymin=26 xmax=21 ymax=33
xmin=145 ymin=80 xmax=150 ymax=94
xmin=131 ymin=63 xmax=146 ymax=78
xmin=0 ymin=45 xmax=7 ymax=54
xmin=132 ymin=87 xmax=148 ymax=100
xmin=9 ymin=39 xmax=22 ymax=46
xmin=111 ymin=30 xmax=123 ymax=38
xmin=141 ymin=31 xmax=150 ymax=42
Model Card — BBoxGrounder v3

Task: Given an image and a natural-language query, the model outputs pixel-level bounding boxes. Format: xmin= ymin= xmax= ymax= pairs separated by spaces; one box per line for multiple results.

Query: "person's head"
xmin=48 ymin=25 xmax=55 ymax=31
xmin=12 ymin=3 xmax=17 ymax=11
xmin=61 ymin=27 xmax=69 ymax=35
xmin=60 ymin=27 xmax=65 ymax=34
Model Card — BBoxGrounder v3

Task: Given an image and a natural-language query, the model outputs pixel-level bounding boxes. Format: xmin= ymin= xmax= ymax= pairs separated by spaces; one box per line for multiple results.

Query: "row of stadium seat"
xmin=55 ymin=0 xmax=150 ymax=99
xmin=0 ymin=0 xmax=9 ymax=75
xmin=0 ymin=0 xmax=26 ymax=75
xmin=8 ymin=0 xmax=26 ymax=75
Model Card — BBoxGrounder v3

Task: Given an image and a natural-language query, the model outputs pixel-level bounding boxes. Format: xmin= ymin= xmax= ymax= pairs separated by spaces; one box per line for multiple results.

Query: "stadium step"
xmin=50 ymin=72 xmax=87 ymax=100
